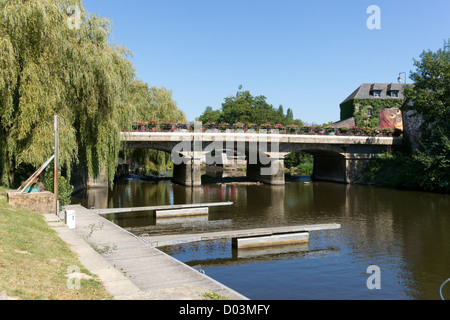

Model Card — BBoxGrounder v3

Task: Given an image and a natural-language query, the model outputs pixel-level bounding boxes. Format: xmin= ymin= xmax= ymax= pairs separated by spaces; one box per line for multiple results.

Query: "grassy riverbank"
xmin=0 ymin=188 xmax=112 ymax=300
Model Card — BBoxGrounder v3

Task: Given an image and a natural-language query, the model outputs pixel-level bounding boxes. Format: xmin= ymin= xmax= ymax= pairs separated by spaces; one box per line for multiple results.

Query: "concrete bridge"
xmin=121 ymin=131 xmax=402 ymax=187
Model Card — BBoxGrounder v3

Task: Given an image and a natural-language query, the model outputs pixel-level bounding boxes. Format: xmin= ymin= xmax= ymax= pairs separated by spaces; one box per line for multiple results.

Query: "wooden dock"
xmin=95 ymin=202 xmax=234 ymax=215
xmin=142 ymin=224 xmax=341 ymax=247
xmin=63 ymin=204 xmax=247 ymax=300
xmin=62 ymin=204 xmax=340 ymax=300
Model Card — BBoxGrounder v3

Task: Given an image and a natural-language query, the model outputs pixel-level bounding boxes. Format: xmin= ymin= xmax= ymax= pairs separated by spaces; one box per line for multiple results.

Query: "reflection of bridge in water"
xmin=121 ymin=132 xmax=402 ymax=187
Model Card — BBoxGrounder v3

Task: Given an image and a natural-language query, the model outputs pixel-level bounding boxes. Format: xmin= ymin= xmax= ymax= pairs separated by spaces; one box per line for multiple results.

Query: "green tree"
xmin=197 ymin=106 xmax=221 ymax=124
xmin=130 ymin=79 xmax=186 ymax=123
xmin=0 ymin=0 xmax=135 ymax=188
xmin=404 ymin=39 xmax=450 ymax=132
xmin=220 ymin=88 xmax=275 ymax=124
xmin=364 ymin=40 xmax=450 ymax=193
xmin=128 ymin=79 xmax=187 ymax=175
xmin=286 ymin=108 xmax=294 ymax=122
xmin=197 ymin=86 xmax=303 ymax=126
xmin=401 ymin=40 xmax=450 ymax=192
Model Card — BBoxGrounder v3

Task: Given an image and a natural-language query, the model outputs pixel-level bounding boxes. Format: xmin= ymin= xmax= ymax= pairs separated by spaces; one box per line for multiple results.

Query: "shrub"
xmin=286 ymin=124 xmax=299 ymax=134
xmin=300 ymin=126 xmax=311 ymax=134
xmin=42 ymin=168 xmax=74 ymax=209
xmin=218 ymin=122 xmax=230 ymax=131
xmin=233 ymin=122 xmax=245 ymax=131
xmin=338 ymin=127 xmax=349 ymax=135
xmin=176 ymin=121 xmax=189 ymax=130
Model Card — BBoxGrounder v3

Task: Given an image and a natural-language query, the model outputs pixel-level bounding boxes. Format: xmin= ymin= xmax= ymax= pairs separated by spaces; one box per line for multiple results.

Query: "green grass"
xmin=201 ymin=291 xmax=230 ymax=300
xmin=0 ymin=191 xmax=113 ymax=300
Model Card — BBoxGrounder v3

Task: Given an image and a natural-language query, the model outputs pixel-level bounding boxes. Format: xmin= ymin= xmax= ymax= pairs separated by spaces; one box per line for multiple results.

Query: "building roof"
xmin=331 ymin=117 xmax=356 ymax=128
xmin=341 ymin=83 xmax=410 ymax=104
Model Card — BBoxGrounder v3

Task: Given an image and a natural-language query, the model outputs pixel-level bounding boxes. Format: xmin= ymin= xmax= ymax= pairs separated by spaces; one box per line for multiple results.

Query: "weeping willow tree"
xmin=0 ymin=0 xmax=135 ymax=188
xmin=130 ymin=80 xmax=186 ymax=123
xmin=128 ymin=80 xmax=186 ymax=174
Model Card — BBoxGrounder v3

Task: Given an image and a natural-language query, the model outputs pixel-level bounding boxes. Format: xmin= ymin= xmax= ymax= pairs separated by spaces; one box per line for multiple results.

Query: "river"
xmin=71 ymin=174 xmax=450 ymax=300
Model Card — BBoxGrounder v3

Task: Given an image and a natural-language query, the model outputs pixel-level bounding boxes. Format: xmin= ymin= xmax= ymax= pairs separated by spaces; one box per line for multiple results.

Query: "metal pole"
xmin=54 ymin=115 xmax=59 ymax=216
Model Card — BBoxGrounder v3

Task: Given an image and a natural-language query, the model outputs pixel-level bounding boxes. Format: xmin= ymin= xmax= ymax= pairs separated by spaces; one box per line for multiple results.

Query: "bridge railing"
xmin=124 ymin=121 xmax=403 ymax=138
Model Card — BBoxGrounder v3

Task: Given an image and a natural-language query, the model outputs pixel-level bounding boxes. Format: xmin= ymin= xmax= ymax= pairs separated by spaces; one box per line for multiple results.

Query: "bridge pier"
xmin=312 ymin=153 xmax=376 ymax=184
xmin=172 ymin=154 xmax=202 ymax=187
xmin=172 ymin=158 xmax=202 ymax=187
xmin=343 ymin=155 xmax=377 ymax=183
xmin=246 ymin=156 xmax=285 ymax=185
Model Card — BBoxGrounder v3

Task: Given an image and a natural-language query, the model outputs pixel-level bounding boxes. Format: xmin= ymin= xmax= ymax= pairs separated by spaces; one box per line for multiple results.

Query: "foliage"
xmin=361 ymin=137 xmax=450 ymax=193
xmin=340 ymin=99 xmax=404 ymax=128
xmin=298 ymin=161 xmax=314 ymax=176
xmin=411 ymin=127 xmax=450 ymax=192
xmin=196 ymin=86 xmax=303 ymax=126
xmin=129 ymin=121 xmax=403 ymax=137
xmin=285 ymin=151 xmax=314 ymax=176
xmin=127 ymin=79 xmax=187 ymax=175
xmin=197 ymin=106 xmax=221 ymax=124
xmin=129 ymin=80 xmax=186 ymax=123
xmin=42 ymin=168 xmax=74 ymax=208
xmin=0 ymin=0 xmax=135 ymax=189
xmin=363 ymin=40 xmax=450 ymax=193
xmin=403 ymin=39 xmax=450 ymax=132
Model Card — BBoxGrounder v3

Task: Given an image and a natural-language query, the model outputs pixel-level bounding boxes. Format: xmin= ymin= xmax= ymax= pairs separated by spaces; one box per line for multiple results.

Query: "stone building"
xmin=336 ymin=83 xmax=410 ymax=128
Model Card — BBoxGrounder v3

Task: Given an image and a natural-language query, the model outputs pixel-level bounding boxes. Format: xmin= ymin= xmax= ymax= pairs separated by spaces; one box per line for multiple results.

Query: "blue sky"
xmin=83 ymin=0 xmax=450 ymax=124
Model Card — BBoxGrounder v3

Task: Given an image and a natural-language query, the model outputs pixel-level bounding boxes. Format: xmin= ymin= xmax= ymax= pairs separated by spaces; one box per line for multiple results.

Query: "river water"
xmin=71 ymin=175 xmax=450 ymax=300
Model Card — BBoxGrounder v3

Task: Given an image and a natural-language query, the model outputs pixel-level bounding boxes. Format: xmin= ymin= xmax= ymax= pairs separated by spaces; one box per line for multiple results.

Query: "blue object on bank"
xmin=25 ymin=185 xmax=41 ymax=193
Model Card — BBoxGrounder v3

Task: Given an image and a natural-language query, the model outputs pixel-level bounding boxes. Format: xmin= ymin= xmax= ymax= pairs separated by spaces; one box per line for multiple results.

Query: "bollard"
xmin=65 ymin=210 xmax=76 ymax=230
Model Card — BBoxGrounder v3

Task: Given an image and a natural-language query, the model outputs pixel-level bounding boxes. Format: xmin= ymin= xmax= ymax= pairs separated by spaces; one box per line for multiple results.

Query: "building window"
xmin=372 ymin=90 xmax=382 ymax=97
xmin=367 ymin=108 xmax=374 ymax=117
xmin=390 ymin=90 xmax=399 ymax=98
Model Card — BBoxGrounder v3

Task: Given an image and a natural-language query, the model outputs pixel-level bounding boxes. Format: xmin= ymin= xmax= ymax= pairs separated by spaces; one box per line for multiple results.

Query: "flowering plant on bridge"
xmin=286 ymin=124 xmax=299 ymax=134
xmin=160 ymin=122 xmax=175 ymax=132
xmin=338 ymin=127 xmax=349 ymax=135
xmin=128 ymin=121 xmax=403 ymax=137
xmin=359 ymin=127 xmax=373 ymax=136
xmin=259 ymin=123 xmax=273 ymax=131
xmin=273 ymin=124 xmax=284 ymax=132
xmin=218 ymin=122 xmax=231 ymax=131
xmin=300 ymin=126 xmax=311 ymax=134
xmin=348 ymin=126 xmax=361 ymax=136
xmin=324 ymin=126 xmax=336 ymax=135
xmin=176 ymin=121 xmax=189 ymax=130
xmin=233 ymin=122 xmax=246 ymax=131
xmin=381 ymin=128 xmax=394 ymax=137
xmin=372 ymin=128 xmax=382 ymax=136
xmin=147 ymin=120 xmax=157 ymax=128
xmin=132 ymin=121 xmax=147 ymax=132
xmin=204 ymin=122 xmax=218 ymax=131
xmin=311 ymin=126 xmax=322 ymax=134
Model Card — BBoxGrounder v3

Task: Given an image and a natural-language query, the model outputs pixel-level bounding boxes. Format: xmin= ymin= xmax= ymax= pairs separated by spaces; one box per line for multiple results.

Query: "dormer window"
xmin=390 ymin=90 xmax=399 ymax=98
xmin=372 ymin=90 xmax=382 ymax=97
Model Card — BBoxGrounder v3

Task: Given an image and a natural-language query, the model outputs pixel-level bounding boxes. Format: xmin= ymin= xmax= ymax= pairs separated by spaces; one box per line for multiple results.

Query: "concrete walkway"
xmin=44 ymin=205 xmax=247 ymax=300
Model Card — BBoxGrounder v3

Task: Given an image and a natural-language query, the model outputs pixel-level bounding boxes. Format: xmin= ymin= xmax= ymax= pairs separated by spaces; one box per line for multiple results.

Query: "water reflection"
xmin=71 ymin=177 xmax=450 ymax=300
